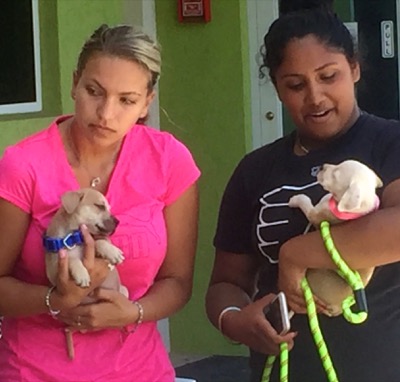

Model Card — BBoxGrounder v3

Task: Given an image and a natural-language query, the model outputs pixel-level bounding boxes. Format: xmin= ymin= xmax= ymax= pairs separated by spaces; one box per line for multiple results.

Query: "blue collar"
xmin=43 ymin=230 xmax=84 ymax=253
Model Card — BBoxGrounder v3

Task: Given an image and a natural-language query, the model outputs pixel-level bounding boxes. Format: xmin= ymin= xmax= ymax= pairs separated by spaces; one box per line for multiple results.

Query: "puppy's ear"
xmin=337 ymin=183 xmax=362 ymax=212
xmin=61 ymin=191 xmax=83 ymax=214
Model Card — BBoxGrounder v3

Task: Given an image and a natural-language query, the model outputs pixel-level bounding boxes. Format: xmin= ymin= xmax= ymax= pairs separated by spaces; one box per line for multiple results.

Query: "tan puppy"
xmin=44 ymin=188 xmax=128 ymax=360
xmin=289 ymin=160 xmax=382 ymax=316
xmin=45 ymin=188 xmax=127 ymax=297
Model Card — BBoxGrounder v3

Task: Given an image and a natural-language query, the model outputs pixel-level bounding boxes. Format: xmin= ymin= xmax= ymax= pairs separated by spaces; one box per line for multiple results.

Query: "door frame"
xmin=397 ymin=0 xmax=400 ymax=115
xmin=141 ymin=0 xmax=170 ymax=350
xmin=141 ymin=0 xmax=161 ymax=131
xmin=247 ymin=0 xmax=283 ymax=150
xmin=123 ymin=0 xmax=170 ymax=351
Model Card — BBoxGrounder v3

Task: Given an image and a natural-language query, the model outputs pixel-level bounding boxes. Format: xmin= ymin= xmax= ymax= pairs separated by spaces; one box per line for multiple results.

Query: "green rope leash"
xmin=261 ymin=342 xmax=289 ymax=382
xmin=261 ymin=277 xmax=338 ymax=382
xmin=261 ymin=221 xmax=368 ymax=382
xmin=301 ymin=277 xmax=339 ymax=382
xmin=320 ymin=221 xmax=368 ymax=324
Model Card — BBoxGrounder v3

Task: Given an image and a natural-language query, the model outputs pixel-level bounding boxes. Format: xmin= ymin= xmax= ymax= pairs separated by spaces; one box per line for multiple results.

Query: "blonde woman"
xmin=0 ymin=25 xmax=200 ymax=381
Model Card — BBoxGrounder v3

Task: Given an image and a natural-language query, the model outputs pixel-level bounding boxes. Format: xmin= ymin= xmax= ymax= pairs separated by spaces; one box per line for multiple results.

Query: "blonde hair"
xmin=76 ymin=24 xmax=161 ymax=90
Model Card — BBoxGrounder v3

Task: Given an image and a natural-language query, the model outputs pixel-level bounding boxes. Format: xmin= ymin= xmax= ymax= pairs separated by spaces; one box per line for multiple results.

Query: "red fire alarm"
xmin=178 ymin=0 xmax=211 ymax=23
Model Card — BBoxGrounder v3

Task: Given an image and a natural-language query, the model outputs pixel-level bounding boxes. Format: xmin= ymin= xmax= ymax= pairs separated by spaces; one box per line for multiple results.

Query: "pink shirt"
xmin=0 ymin=116 xmax=200 ymax=382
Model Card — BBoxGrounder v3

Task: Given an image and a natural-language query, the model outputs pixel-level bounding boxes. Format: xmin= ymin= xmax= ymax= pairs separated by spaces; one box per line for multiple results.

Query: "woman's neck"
xmin=63 ymin=118 xmax=122 ymax=164
xmin=295 ymin=105 xmax=361 ymax=154
xmin=59 ymin=117 xmax=122 ymax=191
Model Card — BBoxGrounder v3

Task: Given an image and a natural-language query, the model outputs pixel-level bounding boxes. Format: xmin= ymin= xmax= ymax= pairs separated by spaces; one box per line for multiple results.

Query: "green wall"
xmin=0 ymin=0 xmax=123 ymax=151
xmin=156 ymin=0 xmax=251 ymax=356
xmin=335 ymin=0 xmax=354 ymax=20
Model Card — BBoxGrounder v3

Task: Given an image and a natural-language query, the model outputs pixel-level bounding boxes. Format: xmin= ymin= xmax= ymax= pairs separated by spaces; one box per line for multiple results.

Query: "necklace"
xmin=297 ymin=136 xmax=310 ymax=155
xmin=90 ymin=177 xmax=101 ymax=188
xmin=66 ymin=126 xmax=117 ymax=189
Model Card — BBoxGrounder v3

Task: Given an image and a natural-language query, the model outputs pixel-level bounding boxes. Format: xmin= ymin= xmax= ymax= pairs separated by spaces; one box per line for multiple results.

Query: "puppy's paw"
xmin=288 ymin=194 xmax=310 ymax=208
xmin=70 ymin=266 xmax=91 ymax=287
xmin=96 ymin=240 xmax=125 ymax=265
xmin=106 ymin=246 xmax=125 ymax=265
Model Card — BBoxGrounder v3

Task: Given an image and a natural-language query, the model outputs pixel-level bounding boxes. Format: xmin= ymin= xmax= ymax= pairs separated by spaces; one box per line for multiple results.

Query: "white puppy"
xmin=288 ymin=160 xmax=382 ymax=316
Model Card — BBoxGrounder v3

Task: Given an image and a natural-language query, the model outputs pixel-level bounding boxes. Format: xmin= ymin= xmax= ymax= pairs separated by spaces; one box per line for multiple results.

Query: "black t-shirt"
xmin=214 ymin=112 xmax=400 ymax=382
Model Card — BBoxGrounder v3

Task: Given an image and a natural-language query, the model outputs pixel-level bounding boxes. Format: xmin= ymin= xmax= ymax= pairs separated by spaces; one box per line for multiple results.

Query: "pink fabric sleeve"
xmin=163 ymin=136 xmax=201 ymax=206
xmin=0 ymin=146 xmax=34 ymax=213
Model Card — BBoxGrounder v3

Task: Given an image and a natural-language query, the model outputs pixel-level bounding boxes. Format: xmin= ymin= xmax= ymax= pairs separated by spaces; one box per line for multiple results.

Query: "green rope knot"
xmin=342 ymin=295 xmax=368 ymax=324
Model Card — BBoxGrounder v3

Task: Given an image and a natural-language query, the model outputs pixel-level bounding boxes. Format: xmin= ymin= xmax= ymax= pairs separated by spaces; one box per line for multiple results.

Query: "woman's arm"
xmin=206 ymin=250 xmax=258 ymax=325
xmin=278 ymin=178 xmax=400 ymax=312
xmin=280 ymin=178 xmax=400 ymax=270
xmin=205 ymin=249 xmax=296 ymax=355
xmin=0 ymin=198 xmax=110 ymax=317
xmin=138 ymin=182 xmax=200 ymax=320
xmin=62 ymin=182 xmax=201 ymax=331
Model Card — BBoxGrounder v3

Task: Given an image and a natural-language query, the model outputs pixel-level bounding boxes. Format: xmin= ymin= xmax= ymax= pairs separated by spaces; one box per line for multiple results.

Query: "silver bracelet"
xmin=45 ymin=286 xmax=60 ymax=317
xmin=124 ymin=300 xmax=144 ymax=334
xmin=217 ymin=306 xmax=242 ymax=345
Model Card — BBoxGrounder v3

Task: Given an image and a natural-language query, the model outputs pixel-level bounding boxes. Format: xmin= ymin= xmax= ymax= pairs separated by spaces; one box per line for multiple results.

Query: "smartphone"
xmin=263 ymin=292 xmax=291 ymax=335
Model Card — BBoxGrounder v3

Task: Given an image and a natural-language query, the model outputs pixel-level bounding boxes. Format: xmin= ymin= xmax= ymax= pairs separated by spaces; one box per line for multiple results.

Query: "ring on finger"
xmin=107 ymin=262 xmax=114 ymax=271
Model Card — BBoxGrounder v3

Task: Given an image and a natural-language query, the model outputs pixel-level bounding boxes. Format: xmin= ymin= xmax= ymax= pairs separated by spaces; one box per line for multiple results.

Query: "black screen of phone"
xmin=263 ymin=298 xmax=284 ymax=334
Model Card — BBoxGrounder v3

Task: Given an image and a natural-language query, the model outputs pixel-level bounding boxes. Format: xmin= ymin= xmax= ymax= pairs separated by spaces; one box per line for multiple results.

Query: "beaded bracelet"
xmin=45 ymin=286 xmax=60 ymax=317
xmin=124 ymin=300 xmax=144 ymax=334
xmin=217 ymin=306 xmax=242 ymax=345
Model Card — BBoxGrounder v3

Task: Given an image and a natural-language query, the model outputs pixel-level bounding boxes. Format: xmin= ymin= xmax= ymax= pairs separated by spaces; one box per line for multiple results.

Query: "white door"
xmin=247 ymin=0 xmax=282 ymax=150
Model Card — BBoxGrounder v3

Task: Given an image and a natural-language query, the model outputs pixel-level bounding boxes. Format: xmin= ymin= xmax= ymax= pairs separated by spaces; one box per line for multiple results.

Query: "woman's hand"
xmin=278 ymin=252 xmax=307 ymax=314
xmin=58 ymin=288 xmax=136 ymax=332
xmin=52 ymin=225 xmax=111 ymax=310
xmin=278 ymin=246 xmax=328 ymax=315
xmin=222 ymin=294 xmax=297 ymax=356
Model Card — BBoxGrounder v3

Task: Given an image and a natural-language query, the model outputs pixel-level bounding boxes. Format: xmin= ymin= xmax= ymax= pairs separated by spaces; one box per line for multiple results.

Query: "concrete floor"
xmin=171 ymin=353 xmax=210 ymax=368
xmin=172 ymin=354 xmax=251 ymax=382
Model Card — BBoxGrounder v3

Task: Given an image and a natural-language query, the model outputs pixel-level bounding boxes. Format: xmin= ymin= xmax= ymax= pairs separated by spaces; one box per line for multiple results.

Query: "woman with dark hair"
xmin=206 ymin=5 xmax=400 ymax=382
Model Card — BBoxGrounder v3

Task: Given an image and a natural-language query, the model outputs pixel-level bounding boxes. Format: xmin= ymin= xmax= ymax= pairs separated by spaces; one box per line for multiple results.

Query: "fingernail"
xmin=59 ymin=249 xmax=67 ymax=259
xmin=81 ymin=224 xmax=87 ymax=231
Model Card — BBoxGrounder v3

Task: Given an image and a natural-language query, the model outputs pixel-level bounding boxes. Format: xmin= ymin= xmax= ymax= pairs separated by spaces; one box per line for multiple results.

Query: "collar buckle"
xmin=62 ymin=232 xmax=76 ymax=250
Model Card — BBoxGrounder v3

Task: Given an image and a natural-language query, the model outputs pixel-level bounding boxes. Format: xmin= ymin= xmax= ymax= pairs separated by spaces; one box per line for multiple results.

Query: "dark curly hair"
xmin=260 ymin=6 xmax=357 ymax=84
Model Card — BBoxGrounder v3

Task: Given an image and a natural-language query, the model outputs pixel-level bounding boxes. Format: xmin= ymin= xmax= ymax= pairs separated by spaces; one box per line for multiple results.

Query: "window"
xmin=0 ymin=0 xmax=42 ymax=115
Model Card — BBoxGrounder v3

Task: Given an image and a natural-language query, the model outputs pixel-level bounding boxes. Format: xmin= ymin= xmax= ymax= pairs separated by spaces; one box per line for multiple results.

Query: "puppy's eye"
xmin=94 ymin=204 xmax=106 ymax=211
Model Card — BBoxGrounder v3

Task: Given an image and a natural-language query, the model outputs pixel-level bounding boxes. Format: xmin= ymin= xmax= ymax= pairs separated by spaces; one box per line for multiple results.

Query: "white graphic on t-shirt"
xmin=311 ymin=166 xmax=322 ymax=177
xmin=256 ymin=181 xmax=319 ymax=264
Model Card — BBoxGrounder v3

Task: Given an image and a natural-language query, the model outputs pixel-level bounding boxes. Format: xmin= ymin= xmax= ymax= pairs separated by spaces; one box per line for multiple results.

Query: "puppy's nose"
xmin=103 ymin=217 xmax=119 ymax=234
